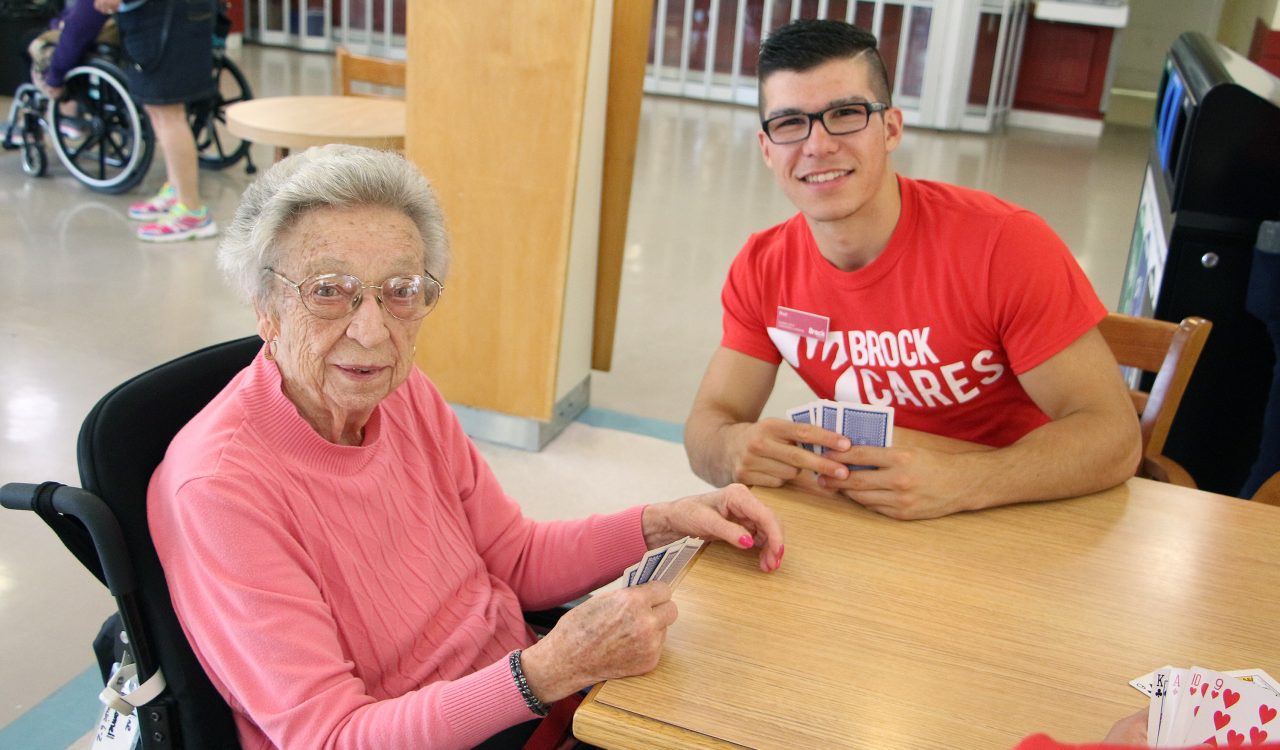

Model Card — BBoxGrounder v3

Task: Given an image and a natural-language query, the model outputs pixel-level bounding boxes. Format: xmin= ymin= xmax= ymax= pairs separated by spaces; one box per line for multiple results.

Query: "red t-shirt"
xmin=721 ymin=175 xmax=1107 ymax=447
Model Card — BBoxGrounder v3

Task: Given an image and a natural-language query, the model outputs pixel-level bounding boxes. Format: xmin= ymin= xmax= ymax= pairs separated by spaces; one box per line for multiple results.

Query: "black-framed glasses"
xmin=264 ymin=267 xmax=444 ymax=322
xmin=761 ymin=101 xmax=890 ymax=145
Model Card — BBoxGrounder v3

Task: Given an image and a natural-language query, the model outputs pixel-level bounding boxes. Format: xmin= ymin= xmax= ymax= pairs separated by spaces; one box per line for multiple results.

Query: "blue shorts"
xmin=116 ymin=0 xmax=215 ymax=105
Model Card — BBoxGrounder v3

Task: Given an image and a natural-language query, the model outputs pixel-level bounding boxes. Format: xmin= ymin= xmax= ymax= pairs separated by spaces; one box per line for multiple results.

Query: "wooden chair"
xmin=336 ymin=47 xmax=406 ymax=99
xmin=1250 ymin=472 xmax=1280 ymax=506
xmin=1097 ymin=312 xmax=1212 ymax=487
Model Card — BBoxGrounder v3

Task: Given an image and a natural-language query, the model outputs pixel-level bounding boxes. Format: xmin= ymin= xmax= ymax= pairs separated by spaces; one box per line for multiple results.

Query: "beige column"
xmin=404 ymin=1 xmax=644 ymax=448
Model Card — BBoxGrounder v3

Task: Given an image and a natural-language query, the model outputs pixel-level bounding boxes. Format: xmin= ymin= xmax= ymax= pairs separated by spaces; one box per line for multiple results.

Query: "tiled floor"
xmin=0 ymin=44 xmax=1149 ymax=748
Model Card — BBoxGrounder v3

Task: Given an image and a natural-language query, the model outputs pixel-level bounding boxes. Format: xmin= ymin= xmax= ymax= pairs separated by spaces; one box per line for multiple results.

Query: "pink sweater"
xmin=149 ymin=354 xmax=649 ymax=749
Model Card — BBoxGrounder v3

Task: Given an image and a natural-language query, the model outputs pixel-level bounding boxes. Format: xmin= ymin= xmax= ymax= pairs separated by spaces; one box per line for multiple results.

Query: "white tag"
xmin=93 ymin=662 xmax=141 ymax=750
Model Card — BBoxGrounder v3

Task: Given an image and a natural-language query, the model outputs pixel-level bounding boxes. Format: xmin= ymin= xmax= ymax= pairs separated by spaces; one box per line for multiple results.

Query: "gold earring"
xmin=264 ymin=338 xmax=278 ymax=361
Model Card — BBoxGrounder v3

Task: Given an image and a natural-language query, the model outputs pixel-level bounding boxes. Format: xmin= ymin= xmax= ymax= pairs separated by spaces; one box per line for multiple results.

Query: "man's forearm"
xmin=684 ymin=411 xmax=741 ymax=487
xmin=955 ymin=408 xmax=1141 ymax=510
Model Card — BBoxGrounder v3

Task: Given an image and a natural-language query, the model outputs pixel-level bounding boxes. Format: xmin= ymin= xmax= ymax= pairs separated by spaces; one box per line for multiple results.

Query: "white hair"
xmin=217 ymin=144 xmax=450 ymax=308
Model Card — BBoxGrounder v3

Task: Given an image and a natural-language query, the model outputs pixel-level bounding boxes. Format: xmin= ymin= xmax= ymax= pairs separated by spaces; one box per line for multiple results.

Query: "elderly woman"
xmin=147 ymin=144 xmax=784 ymax=750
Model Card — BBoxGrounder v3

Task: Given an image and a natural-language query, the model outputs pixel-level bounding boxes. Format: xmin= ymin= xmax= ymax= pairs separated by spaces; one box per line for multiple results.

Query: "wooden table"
xmin=225 ymin=96 xmax=405 ymax=161
xmin=574 ymin=479 xmax=1280 ymax=749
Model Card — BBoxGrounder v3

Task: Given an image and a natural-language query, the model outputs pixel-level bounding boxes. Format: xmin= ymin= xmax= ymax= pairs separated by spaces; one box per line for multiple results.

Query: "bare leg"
xmin=144 ymin=103 xmax=203 ymax=211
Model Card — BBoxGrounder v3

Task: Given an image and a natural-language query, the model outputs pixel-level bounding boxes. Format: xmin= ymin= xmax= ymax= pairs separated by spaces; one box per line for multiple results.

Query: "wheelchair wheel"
xmin=191 ymin=55 xmax=253 ymax=171
xmin=48 ymin=62 xmax=155 ymax=194
xmin=21 ymin=137 xmax=48 ymax=177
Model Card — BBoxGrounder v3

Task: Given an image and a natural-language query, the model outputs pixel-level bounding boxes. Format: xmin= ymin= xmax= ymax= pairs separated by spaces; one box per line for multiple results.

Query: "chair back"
xmin=76 ymin=336 xmax=263 ymax=750
xmin=1098 ymin=313 xmax=1212 ymax=476
xmin=1250 ymin=471 xmax=1280 ymax=505
xmin=336 ymin=47 xmax=406 ymax=98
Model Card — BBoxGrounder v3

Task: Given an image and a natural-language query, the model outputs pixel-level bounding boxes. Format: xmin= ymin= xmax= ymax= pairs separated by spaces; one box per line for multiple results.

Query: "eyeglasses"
xmin=264 ymin=267 xmax=443 ymax=322
xmin=761 ymin=101 xmax=890 ymax=145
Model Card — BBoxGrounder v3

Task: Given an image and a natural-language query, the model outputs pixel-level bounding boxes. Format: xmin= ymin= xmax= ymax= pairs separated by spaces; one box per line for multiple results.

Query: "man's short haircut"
xmin=757 ymin=19 xmax=893 ymax=113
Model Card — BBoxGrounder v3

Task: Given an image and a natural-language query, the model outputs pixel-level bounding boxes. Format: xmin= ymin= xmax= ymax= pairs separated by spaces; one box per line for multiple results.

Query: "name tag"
xmin=776 ymin=306 xmax=830 ymax=342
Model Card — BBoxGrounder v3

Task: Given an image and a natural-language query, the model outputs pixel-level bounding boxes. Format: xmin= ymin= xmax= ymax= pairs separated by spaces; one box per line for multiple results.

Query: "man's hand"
xmin=722 ymin=418 xmax=853 ymax=489
xmin=641 ymin=484 xmax=786 ymax=572
xmin=688 ymin=347 xmax=843 ymax=488
xmin=820 ymin=328 xmax=1139 ymax=519
xmin=94 ymin=0 xmax=123 ymax=12
xmin=518 ymin=583 xmax=678 ymax=704
xmin=820 ymin=444 xmax=982 ymax=520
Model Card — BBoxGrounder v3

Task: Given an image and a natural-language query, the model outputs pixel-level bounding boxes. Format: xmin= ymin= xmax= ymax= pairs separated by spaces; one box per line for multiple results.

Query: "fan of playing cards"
xmin=1131 ymin=665 xmax=1279 ymax=747
xmin=788 ymin=400 xmax=894 ymax=468
xmin=622 ymin=537 xmax=702 ymax=588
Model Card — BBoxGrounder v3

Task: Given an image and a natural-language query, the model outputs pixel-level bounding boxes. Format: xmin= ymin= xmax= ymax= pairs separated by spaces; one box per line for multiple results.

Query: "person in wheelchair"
xmin=26 ymin=0 xmax=116 ymax=103
xmin=2 ymin=0 xmax=112 ymax=153
xmin=147 ymin=144 xmax=786 ymax=749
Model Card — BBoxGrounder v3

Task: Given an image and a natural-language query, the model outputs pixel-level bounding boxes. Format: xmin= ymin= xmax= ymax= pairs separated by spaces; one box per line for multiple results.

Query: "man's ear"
xmin=758 ymin=129 xmax=777 ymax=169
xmin=882 ymin=106 xmax=904 ymax=154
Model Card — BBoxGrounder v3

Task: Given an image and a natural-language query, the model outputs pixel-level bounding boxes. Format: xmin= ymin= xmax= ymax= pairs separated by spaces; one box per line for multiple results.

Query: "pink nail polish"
xmin=739 ymin=534 xmax=754 ymax=548
xmin=778 ymin=545 xmax=785 ymax=560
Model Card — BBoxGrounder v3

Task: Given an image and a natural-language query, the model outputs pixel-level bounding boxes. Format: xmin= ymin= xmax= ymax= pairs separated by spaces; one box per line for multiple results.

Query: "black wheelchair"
xmin=3 ymin=34 xmax=255 ymax=192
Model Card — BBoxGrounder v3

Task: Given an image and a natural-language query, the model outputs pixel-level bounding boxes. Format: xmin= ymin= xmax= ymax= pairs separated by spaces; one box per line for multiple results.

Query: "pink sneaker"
xmin=128 ymin=183 xmax=177 ymax=221
xmin=136 ymin=204 xmax=218 ymax=243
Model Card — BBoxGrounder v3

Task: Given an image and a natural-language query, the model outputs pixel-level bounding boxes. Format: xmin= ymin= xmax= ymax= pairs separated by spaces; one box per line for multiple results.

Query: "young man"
xmin=683 ymin=20 xmax=1141 ymax=520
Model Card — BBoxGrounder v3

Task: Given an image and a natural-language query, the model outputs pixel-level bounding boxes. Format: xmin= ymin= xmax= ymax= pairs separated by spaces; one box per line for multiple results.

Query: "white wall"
xmin=1113 ymin=0 xmax=1225 ymax=90
xmin=1218 ymin=0 xmax=1275 ymax=53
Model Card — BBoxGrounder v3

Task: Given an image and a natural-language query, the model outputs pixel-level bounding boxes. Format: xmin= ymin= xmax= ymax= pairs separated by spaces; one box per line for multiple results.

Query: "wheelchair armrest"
xmin=522 ymin=595 xmax=588 ymax=637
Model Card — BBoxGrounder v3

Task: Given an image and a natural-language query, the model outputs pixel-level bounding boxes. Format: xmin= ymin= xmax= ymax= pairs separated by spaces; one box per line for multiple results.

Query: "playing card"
xmin=1134 ymin=666 xmax=1280 ymax=699
xmin=1165 ymin=666 xmax=1218 ymax=745
xmin=786 ymin=403 xmax=817 ymax=454
xmin=1131 ymin=665 xmax=1175 ymax=697
xmin=1184 ymin=672 xmax=1278 ymax=747
xmin=632 ymin=547 xmax=670 ymax=586
xmin=1154 ymin=667 xmax=1191 ymax=747
xmin=653 ymin=538 xmax=701 ymax=585
xmin=1228 ymin=668 xmax=1280 ymax=699
xmin=817 ymin=400 xmax=840 ymax=455
xmin=1147 ymin=667 xmax=1175 ymax=747
xmin=837 ymin=402 xmax=894 ymax=470
xmin=629 ymin=537 xmax=692 ymax=586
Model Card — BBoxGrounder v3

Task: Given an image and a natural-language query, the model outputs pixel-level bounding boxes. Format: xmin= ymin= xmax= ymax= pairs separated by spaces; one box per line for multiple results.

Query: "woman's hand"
xmin=518 ymin=582 xmax=678 ymax=704
xmin=642 ymin=484 xmax=785 ymax=572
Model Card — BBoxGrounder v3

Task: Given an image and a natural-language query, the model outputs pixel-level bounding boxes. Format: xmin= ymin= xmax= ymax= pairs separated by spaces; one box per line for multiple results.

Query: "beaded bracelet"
xmin=509 ymin=649 xmax=551 ymax=717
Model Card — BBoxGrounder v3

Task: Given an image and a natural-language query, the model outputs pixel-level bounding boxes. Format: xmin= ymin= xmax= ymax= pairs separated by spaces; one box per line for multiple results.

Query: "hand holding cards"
xmin=787 ymin=400 xmax=895 ymax=469
xmin=622 ymin=537 xmax=703 ymax=588
xmin=1131 ymin=665 xmax=1279 ymax=746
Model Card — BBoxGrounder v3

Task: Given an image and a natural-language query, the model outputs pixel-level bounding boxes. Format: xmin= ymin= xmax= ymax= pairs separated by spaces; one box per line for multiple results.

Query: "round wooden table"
xmin=225 ymin=95 xmax=406 ymax=161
